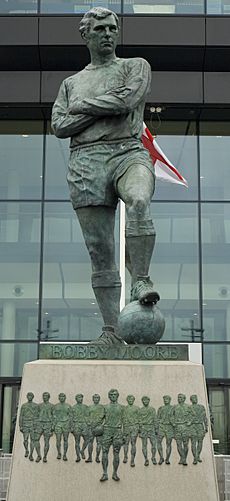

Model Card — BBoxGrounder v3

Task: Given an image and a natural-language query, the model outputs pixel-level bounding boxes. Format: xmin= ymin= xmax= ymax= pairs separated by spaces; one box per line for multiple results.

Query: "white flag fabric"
xmin=142 ymin=123 xmax=188 ymax=187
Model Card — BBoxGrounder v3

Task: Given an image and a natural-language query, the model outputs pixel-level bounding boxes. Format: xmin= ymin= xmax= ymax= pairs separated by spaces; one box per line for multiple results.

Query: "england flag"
xmin=142 ymin=123 xmax=188 ymax=187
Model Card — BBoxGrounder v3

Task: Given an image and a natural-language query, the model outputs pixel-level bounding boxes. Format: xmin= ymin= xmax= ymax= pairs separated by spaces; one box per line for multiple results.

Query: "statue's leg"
xmin=34 ymin=431 xmax=42 ymax=463
xmin=84 ymin=431 xmax=92 ymax=462
xmin=191 ymin=436 xmax=197 ymax=464
xmin=23 ymin=431 xmax=29 ymax=457
xmin=182 ymin=437 xmax=189 ymax=465
xmin=56 ymin=432 xmax=62 ymax=459
xmin=197 ymin=437 xmax=204 ymax=462
xmin=157 ymin=434 xmax=164 ymax=464
xmin=112 ymin=443 xmax=121 ymax=481
xmin=63 ymin=432 xmax=69 ymax=461
xmin=76 ymin=206 xmax=122 ymax=341
xmin=29 ymin=430 xmax=35 ymax=461
xmin=96 ymin=436 xmax=102 ymax=463
xmin=100 ymin=446 xmax=109 ymax=482
xmin=165 ymin=437 xmax=173 ymax=464
xmin=141 ymin=437 xmax=149 ymax=465
xmin=175 ymin=437 xmax=184 ymax=464
xmin=117 ymin=165 xmax=159 ymax=303
xmin=123 ymin=433 xmax=129 ymax=463
xmin=74 ymin=431 xmax=81 ymax=462
xmin=150 ymin=434 xmax=157 ymax=464
xmin=130 ymin=434 xmax=137 ymax=466
xmin=43 ymin=432 xmax=50 ymax=462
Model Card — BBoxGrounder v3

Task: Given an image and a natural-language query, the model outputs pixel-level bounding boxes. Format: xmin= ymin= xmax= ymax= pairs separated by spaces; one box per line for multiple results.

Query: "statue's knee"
xmin=127 ymin=196 xmax=148 ymax=218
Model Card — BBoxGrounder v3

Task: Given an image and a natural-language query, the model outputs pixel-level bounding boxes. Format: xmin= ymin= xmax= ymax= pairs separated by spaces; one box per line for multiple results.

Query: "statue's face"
xmin=190 ymin=395 xmax=198 ymax=404
xmin=142 ymin=397 xmax=150 ymax=407
xmin=127 ymin=395 xmax=135 ymax=406
xmin=178 ymin=394 xmax=186 ymax=404
xmin=43 ymin=392 xmax=50 ymax=403
xmin=93 ymin=394 xmax=100 ymax=404
xmin=76 ymin=394 xmax=83 ymax=404
xmin=85 ymin=15 xmax=119 ymax=57
xmin=109 ymin=389 xmax=119 ymax=403
xmin=59 ymin=393 xmax=66 ymax=403
xmin=163 ymin=395 xmax=171 ymax=405
xmin=27 ymin=392 xmax=34 ymax=402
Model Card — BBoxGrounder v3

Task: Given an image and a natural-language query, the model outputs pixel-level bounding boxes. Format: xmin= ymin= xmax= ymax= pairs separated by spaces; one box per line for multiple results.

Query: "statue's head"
xmin=42 ymin=392 xmax=50 ymax=402
xmin=79 ymin=8 xmax=119 ymax=57
xmin=58 ymin=393 xmax=66 ymax=403
xmin=75 ymin=393 xmax=84 ymax=403
xmin=142 ymin=396 xmax=150 ymax=407
xmin=108 ymin=388 xmax=119 ymax=402
xmin=178 ymin=393 xmax=186 ymax=404
xmin=92 ymin=393 xmax=100 ymax=404
xmin=126 ymin=395 xmax=135 ymax=405
xmin=190 ymin=394 xmax=198 ymax=404
xmin=163 ymin=395 xmax=171 ymax=405
xmin=27 ymin=392 xmax=34 ymax=402
xmin=79 ymin=8 xmax=119 ymax=38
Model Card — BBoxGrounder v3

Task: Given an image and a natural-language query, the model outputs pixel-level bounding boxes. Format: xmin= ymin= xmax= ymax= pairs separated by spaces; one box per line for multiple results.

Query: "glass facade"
xmin=42 ymin=201 xmax=119 ymax=341
xmin=0 ymin=119 xmax=230 ymax=451
xmin=0 ymin=0 xmax=38 ymax=13
xmin=0 ymin=0 xmax=230 ymax=15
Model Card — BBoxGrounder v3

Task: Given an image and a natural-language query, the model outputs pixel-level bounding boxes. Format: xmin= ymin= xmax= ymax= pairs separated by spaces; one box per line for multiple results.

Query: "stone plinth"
xmin=7 ymin=360 xmax=219 ymax=501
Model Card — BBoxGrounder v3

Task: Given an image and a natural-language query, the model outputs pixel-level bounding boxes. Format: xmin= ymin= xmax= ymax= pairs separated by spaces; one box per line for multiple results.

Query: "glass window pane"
xmin=200 ymin=123 xmax=230 ymax=200
xmin=207 ymin=0 xmax=230 ymax=13
xmin=0 ymin=343 xmax=37 ymax=377
xmin=148 ymin=121 xmax=198 ymax=201
xmin=202 ymin=203 xmax=230 ymax=341
xmin=40 ymin=1 xmax=121 ymax=13
xmin=125 ymin=202 xmax=200 ymax=341
xmin=45 ymin=127 xmax=70 ymax=200
xmin=124 ymin=0 xmax=204 ymax=14
xmin=42 ymin=202 xmax=120 ymax=342
xmin=1 ymin=385 xmax=20 ymax=453
xmin=0 ymin=0 xmax=37 ymax=13
xmin=204 ymin=344 xmax=230 ymax=378
xmin=208 ymin=387 xmax=228 ymax=455
xmin=0 ymin=202 xmax=41 ymax=340
xmin=0 ymin=122 xmax=43 ymax=200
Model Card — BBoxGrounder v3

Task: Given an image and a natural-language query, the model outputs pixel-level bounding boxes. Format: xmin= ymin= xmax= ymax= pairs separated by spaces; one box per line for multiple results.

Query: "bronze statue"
xmin=19 ymin=392 xmax=38 ymax=461
xmin=34 ymin=392 xmax=54 ymax=463
xmin=123 ymin=395 xmax=140 ymax=467
xmin=100 ymin=388 xmax=124 ymax=482
xmin=52 ymin=7 xmax=159 ymax=345
xmin=139 ymin=396 xmax=157 ymax=466
xmin=157 ymin=395 xmax=174 ymax=465
xmin=87 ymin=394 xmax=105 ymax=463
xmin=189 ymin=394 xmax=208 ymax=465
xmin=53 ymin=393 xmax=72 ymax=461
xmin=171 ymin=393 xmax=191 ymax=466
xmin=18 ymin=390 xmax=209 ymax=472
xmin=71 ymin=394 xmax=91 ymax=462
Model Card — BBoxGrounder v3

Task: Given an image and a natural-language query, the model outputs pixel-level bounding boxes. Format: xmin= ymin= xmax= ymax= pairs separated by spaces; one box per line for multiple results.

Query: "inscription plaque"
xmin=39 ymin=344 xmax=188 ymax=361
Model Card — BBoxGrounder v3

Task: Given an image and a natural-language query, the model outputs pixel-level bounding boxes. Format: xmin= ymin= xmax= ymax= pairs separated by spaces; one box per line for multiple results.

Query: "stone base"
xmin=7 ymin=360 xmax=219 ymax=501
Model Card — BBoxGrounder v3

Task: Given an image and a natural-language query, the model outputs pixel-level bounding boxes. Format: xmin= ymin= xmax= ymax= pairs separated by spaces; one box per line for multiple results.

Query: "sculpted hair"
xmin=79 ymin=7 xmax=119 ymax=37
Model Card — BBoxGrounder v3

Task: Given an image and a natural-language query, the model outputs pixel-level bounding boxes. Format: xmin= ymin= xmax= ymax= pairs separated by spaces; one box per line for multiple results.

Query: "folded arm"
xmin=51 ymin=80 xmax=97 ymax=139
xmin=70 ymin=59 xmax=151 ymax=117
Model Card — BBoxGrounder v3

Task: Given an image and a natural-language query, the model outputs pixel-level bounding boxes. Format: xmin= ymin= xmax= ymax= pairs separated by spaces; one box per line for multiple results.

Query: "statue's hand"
xmin=68 ymin=102 xmax=83 ymax=115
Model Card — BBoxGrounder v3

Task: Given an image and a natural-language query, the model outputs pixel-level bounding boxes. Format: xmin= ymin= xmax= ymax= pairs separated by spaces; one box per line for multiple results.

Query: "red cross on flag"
xmin=142 ymin=123 xmax=188 ymax=187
